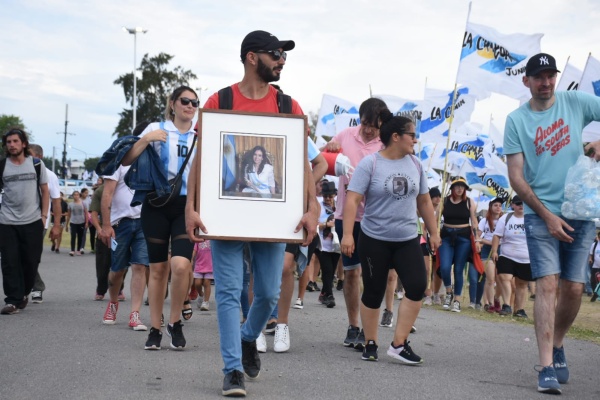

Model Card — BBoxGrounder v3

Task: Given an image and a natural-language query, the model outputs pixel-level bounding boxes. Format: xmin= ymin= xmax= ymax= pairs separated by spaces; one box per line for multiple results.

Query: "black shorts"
xmin=496 ymin=256 xmax=534 ymax=282
xmin=285 ymin=234 xmax=320 ymax=263
xmin=140 ymin=196 xmax=194 ymax=263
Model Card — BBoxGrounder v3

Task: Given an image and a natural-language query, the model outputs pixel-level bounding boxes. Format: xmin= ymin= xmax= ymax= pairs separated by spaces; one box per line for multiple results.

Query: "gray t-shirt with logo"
xmin=348 ymin=152 xmax=428 ymax=242
xmin=0 ymin=157 xmax=48 ymax=225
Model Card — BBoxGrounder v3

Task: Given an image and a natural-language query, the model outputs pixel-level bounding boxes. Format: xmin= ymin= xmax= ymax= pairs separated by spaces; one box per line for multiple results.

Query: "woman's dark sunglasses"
xmin=255 ymin=50 xmax=287 ymax=61
xmin=179 ymin=97 xmax=199 ymax=108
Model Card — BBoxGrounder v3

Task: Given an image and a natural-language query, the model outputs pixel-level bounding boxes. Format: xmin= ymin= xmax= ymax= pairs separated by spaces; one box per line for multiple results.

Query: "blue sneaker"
xmin=553 ymin=346 xmax=569 ymax=384
xmin=537 ymin=366 xmax=561 ymax=394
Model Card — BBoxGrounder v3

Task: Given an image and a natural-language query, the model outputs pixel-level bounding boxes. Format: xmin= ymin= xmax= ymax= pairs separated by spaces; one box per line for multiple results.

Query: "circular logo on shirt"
xmin=384 ymin=173 xmax=416 ymax=200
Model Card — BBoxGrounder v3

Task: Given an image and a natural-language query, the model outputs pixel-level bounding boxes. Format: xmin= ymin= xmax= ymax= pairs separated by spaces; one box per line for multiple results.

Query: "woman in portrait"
xmin=241 ymin=145 xmax=275 ymax=196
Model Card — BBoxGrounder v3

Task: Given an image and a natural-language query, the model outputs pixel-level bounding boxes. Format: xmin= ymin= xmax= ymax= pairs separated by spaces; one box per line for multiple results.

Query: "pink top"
xmin=331 ymin=126 xmax=383 ymax=221
xmin=193 ymin=241 xmax=213 ymax=274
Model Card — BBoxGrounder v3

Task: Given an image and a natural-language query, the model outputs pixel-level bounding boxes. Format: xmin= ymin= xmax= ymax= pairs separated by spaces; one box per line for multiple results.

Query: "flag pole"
xmin=438 ymin=1 xmax=472 ymax=227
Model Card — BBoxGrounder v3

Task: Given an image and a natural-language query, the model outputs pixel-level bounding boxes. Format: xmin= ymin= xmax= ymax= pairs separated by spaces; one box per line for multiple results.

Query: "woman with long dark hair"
xmin=341 ymin=110 xmax=440 ymax=364
xmin=241 ymin=145 xmax=275 ymax=196
xmin=121 ymin=85 xmax=198 ymax=351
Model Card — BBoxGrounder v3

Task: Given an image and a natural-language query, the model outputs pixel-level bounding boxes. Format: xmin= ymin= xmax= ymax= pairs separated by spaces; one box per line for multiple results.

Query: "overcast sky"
xmin=1 ymin=0 xmax=599 ymax=162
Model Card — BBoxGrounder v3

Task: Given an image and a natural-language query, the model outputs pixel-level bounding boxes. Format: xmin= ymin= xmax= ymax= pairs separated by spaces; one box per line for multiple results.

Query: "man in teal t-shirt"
xmin=504 ymin=52 xmax=600 ymax=395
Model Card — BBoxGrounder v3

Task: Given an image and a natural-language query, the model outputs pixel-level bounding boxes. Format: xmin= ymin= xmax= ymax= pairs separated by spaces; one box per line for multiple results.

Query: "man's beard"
xmin=257 ymin=57 xmax=280 ymax=83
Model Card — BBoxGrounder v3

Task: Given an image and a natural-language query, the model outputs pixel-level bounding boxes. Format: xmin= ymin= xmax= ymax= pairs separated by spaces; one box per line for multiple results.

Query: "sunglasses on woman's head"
xmin=179 ymin=97 xmax=199 ymax=108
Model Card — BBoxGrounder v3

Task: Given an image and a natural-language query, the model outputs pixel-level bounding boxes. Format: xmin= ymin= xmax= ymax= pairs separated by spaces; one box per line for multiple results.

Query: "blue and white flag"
xmin=420 ymin=87 xmax=477 ymax=144
xmin=580 ymin=54 xmax=600 ymax=142
xmin=334 ymin=114 xmax=361 ymax=135
xmin=315 ymin=94 xmax=359 ymax=139
xmin=222 ymin=134 xmax=236 ymax=190
xmin=464 ymin=152 xmax=512 ymax=201
xmin=457 ymin=21 xmax=543 ymax=101
xmin=433 ymin=134 xmax=494 ymax=175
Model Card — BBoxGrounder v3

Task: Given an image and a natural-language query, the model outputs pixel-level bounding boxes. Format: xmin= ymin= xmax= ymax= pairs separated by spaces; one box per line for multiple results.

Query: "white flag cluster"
xmin=457 ymin=21 xmax=543 ymax=101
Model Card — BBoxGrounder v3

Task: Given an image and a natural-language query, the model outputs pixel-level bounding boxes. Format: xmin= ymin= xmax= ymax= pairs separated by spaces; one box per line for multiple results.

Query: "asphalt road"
xmin=1 ymin=246 xmax=599 ymax=399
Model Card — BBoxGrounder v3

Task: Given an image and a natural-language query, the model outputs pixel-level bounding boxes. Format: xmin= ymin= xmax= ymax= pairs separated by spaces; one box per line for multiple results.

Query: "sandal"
xmin=182 ymin=300 xmax=193 ymax=321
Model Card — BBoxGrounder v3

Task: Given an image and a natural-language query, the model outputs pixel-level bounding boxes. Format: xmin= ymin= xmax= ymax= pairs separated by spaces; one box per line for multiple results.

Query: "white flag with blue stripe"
xmin=457 ymin=21 xmax=543 ymax=101
xmin=580 ymin=54 xmax=600 ymax=142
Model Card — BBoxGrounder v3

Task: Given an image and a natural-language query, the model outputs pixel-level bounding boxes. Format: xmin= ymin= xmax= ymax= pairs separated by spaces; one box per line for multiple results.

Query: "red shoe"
xmin=118 ymin=291 xmax=126 ymax=301
xmin=189 ymin=286 xmax=199 ymax=301
xmin=103 ymin=302 xmax=118 ymax=324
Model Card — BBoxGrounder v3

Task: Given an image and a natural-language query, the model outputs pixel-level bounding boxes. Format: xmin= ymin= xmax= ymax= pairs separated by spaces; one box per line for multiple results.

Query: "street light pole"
xmin=123 ymin=26 xmax=148 ymax=132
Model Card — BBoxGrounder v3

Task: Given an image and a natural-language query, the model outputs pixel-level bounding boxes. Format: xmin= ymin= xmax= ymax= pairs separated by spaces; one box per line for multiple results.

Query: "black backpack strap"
xmin=33 ymin=157 xmax=42 ymax=206
xmin=504 ymin=212 xmax=514 ymax=226
xmin=218 ymin=87 xmax=234 ymax=110
xmin=277 ymin=92 xmax=293 ymax=114
xmin=0 ymin=158 xmax=5 ymax=192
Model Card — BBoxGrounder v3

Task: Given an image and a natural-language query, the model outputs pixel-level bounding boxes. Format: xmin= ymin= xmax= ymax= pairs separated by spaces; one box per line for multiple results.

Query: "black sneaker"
xmin=336 ymin=279 xmax=344 ymax=291
xmin=166 ymin=320 xmax=186 ymax=349
xmin=318 ymin=292 xmax=325 ymax=304
xmin=324 ymin=294 xmax=336 ymax=308
xmin=343 ymin=325 xmax=360 ymax=347
xmin=265 ymin=321 xmax=277 ymax=335
xmin=498 ymin=304 xmax=513 ymax=316
xmin=354 ymin=329 xmax=366 ymax=351
xmin=387 ymin=340 xmax=423 ymax=365
xmin=144 ymin=327 xmax=162 ymax=350
xmin=306 ymin=282 xmax=315 ymax=292
xmin=241 ymin=339 xmax=261 ymax=380
xmin=222 ymin=370 xmax=246 ymax=397
xmin=513 ymin=309 xmax=528 ymax=318
xmin=311 ymin=281 xmax=321 ymax=291
xmin=591 ymin=292 xmax=598 ymax=302
xmin=379 ymin=309 xmax=393 ymax=327
xmin=361 ymin=340 xmax=378 ymax=361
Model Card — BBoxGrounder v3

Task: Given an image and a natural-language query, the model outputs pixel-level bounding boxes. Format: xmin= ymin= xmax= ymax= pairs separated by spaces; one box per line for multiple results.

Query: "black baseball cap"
xmin=240 ymin=30 xmax=295 ymax=62
xmin=489 ymin=197 xmax=505 ymax=205
xmin=511 ymin=195 xmax=523 ymax=205
xmin=525 ymin=53 xmax=560 ymax=77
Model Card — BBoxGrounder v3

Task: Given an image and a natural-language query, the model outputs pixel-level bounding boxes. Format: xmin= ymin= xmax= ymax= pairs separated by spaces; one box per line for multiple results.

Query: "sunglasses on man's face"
xmin=179 ymin=97 xmax=199 ymax=108
xmin=513 ymin=202 xmax=523 ymax=206
xmin=255 ymin=49 xmax=287 ymax=61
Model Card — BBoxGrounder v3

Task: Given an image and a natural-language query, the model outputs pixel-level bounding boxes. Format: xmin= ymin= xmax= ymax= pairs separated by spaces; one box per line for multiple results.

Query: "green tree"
xmin=113 ymin=53 xmax=197 ymax=137
xmin=84 ymin=157 xmax=100 ymax=172
xmin=0 ymin=114 xmax=27 ymax=136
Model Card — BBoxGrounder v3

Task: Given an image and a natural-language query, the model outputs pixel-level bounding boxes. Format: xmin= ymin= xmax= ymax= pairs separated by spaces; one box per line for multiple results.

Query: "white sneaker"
xmin=197 ymin=296 xmax=204 ymax=309
xmin=451 ymin=300 xmax=461 ymax=313
xmin=423 ymin=296 xmax=432 ymax=306
xmin=256 ymin=331 xmax=267 ymax=353
xmin=200 ymin=301 xmax=209 ymax=311
xmin=273 ymin=324 xmax=290 ymax=353
xmin=292 ymin=298 xmax=303 ymax=309
xmin=396 ymin=291 xmax=404 ymax=300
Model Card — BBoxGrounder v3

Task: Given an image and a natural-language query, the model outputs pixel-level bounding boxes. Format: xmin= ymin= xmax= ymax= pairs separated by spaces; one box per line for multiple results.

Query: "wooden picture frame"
xmin=195 ymin=109 xmax=307 ymax=243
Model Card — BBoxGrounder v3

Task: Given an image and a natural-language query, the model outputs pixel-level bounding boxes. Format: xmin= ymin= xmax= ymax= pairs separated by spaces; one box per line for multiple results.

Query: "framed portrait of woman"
xmin=195 ymin=109 xmax=307 ymax=242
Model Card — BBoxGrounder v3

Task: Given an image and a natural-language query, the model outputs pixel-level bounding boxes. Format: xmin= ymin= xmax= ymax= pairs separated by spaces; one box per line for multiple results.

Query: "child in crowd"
xmin=192 ymin=240 xmax=213 ymax=311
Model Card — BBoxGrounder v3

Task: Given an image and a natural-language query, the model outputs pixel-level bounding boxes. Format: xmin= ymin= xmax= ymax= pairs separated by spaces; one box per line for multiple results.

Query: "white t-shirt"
xmin=317 ymin=200 xmax=336 ymax=252
xmin=493 ymin=213 xmax=529 ymax=263
xmin=589 ymin=240 xmax=600 ymax=269
xmin=140 ymin=120 xmax=196 ymax=196
xmin=103 ymin=165 xmax=141 ymax=225
xmin=46 ymin=168 xmax=61 ymax=229
xmin=478 ymin=217 xmax=499 ymax=243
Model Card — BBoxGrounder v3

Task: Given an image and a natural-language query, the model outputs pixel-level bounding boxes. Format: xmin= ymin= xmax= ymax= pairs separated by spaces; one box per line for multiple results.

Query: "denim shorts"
xmin=111 ymin=218 xmax=149 ymax=272
xmin=335 ymin=219 xmax=361 ymax=270
xmin=524 ymin=213 xmax=596 ymax=282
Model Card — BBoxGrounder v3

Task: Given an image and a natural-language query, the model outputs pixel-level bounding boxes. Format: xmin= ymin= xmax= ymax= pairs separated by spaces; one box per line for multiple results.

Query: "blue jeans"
xmin=240 ymin=244 xmax=251 ymax=320
xmin=111 ymin=218 xmax=149 ymax=272
xmin=439 ymin=230 xmax=471 ymax=296
xmin=211 ymin=240 xmax=285 ymax=374
xmin=468 ymin=263 xmax=485 ymax=304
xmin=524 ymin=214 xmax=595 ymax=282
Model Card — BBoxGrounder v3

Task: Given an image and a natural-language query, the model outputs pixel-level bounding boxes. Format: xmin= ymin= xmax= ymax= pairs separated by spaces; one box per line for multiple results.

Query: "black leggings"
xmin=70 ymin=223 xmax=85 ymax=251
xmin=358 ymin=230 xmax=426 ymax=309
xmin=140 ymin=196 xmax=194 ymax=263
xmin=315 ymin=249 xmax=340 ymax=296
